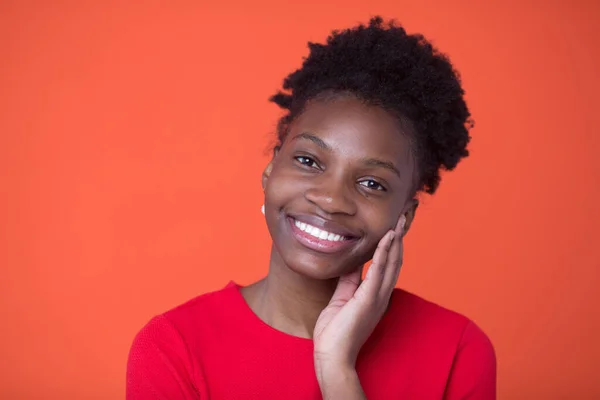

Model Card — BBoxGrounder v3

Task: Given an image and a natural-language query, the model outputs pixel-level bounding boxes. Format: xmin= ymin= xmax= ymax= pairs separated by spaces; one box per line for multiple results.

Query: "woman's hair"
xmin=269 ymin=16 xmax=473 ymax=195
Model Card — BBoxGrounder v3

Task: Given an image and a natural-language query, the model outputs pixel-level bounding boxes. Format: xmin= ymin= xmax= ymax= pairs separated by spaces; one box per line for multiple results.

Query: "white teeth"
xmin=294 ymin=219 xmax=347 ymax=241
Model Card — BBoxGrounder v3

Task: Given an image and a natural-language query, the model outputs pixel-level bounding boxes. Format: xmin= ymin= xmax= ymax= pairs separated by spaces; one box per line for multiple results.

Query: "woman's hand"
xmin=313 ymin=215 xmax=406 ymax=398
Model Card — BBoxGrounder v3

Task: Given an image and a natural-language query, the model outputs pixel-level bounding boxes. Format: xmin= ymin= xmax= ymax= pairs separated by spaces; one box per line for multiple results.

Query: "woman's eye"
xmin=295 ymin=156 xmax=318 ymax=168
xmin=359 ymin=179 xmax=386 ymax=191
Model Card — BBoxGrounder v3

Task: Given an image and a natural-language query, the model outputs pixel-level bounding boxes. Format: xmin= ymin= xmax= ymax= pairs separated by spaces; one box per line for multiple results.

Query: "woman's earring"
xmin=261 ymin=204 xmax=265 ymax=215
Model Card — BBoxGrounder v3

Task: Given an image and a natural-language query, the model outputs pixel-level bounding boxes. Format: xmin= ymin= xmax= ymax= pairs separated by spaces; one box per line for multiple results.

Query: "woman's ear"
xmin=262 ymin=162 xmax=273 ymax=190
xmin=261 ymin=146 xmax=279 ymax=190
xmin=401 ymin=199 xmax=419 ymax=236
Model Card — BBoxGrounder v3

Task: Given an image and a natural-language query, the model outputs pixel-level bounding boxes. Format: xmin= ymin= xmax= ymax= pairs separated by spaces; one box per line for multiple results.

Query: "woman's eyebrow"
xmin=291 ymin=132 xmax=331 ymax=151
xmin=292 ymin=132 xmax=401 ymax=177
xmin=361 ymin=158 xmax=401 ymax=178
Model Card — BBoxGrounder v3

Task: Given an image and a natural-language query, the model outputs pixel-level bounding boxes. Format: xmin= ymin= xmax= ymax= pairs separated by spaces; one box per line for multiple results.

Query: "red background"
xmin=1 ymin=1 xmax=599 ymax=398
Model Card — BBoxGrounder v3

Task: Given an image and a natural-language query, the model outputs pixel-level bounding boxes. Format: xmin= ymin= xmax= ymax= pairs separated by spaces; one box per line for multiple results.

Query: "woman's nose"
xmin=304 ymin=177 xmax=357 ymax=216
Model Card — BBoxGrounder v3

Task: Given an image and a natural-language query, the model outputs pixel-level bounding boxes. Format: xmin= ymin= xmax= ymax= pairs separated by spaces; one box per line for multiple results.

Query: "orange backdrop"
xmin=1 ymin=1 xmax=599 ymax=398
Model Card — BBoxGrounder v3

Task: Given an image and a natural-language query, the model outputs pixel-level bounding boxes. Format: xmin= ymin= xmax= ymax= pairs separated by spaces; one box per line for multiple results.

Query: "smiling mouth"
xmin=287 ymin=217 xmax=358 ymax=254
xmin=292 ymin=219 xmax=351 ymax=242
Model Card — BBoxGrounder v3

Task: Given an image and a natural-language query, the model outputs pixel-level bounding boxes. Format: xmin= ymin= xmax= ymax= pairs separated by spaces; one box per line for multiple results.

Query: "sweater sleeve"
xmin=126 ymin=315 xmax=200 ymax=399
xmin=443 ymin=321 xmax=497 ymax=399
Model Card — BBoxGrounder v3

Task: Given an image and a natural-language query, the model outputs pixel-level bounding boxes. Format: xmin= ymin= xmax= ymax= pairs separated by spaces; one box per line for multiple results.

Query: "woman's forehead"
xmin=286 ymin=97 xmax=413 ymax=165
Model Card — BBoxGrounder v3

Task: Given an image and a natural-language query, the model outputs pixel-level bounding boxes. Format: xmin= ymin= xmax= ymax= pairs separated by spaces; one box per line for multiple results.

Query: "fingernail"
xmin=399 ymin=215 xmax=406 ymax=232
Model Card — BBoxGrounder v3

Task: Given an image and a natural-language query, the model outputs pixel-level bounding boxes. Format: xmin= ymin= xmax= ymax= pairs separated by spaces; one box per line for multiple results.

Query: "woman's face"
xmin=263 ymin=95 xmax=417 ymax=279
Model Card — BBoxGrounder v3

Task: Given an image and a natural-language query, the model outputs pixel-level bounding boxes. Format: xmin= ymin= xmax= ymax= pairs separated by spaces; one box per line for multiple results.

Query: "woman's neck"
xmin=241 ymin=247 xmax=341 ymax=339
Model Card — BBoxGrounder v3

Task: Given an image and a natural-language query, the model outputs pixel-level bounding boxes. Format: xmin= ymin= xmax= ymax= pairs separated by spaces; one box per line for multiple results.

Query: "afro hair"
xmin=269 ymin=16 xmax=473 ymax=195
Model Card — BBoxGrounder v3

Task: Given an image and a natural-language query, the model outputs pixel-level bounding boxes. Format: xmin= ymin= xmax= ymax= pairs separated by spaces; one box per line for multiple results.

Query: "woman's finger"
xmin=328 ymin=268 xmax=362 ymax=306
xmin=354 ymin=229 xmax=395 ymax=302
xmin=381 ymin=216 xmax=406 ymax=298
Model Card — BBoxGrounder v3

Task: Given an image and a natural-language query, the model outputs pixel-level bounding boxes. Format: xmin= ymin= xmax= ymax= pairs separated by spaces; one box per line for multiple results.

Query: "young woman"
xmin=127 ymin=16 xmax=496 ymax=399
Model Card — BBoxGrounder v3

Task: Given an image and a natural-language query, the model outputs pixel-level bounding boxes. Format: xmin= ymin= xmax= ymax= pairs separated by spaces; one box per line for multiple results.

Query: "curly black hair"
xmin=269 ymin=16 xmax=472 ymax=195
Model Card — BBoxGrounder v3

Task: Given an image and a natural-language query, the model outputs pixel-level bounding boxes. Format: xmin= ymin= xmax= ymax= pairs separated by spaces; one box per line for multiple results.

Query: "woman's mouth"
xmin=288 ymin=217 xmax=358 ymax=254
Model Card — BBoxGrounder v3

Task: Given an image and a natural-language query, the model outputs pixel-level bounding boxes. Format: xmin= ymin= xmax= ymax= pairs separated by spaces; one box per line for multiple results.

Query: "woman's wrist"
xmin=315 ymin=361 xmax=366 ymax=400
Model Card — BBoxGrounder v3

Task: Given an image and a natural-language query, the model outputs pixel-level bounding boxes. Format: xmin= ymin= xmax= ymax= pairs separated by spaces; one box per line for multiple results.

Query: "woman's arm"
xmin=315 ymin=362 xmax=366 ymax=400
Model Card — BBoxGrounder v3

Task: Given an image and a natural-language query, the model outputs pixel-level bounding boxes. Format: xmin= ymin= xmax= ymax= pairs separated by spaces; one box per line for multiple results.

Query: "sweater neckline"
xmin=225 ymin=281 xmax=315 ymax=348
xmin=225 ymin=280 xmax=400 ymax=348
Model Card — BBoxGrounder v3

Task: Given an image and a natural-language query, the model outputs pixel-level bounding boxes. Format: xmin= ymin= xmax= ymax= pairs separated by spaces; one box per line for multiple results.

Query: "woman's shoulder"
xmin=163 ymin=281 xmax=239 ymax=319
xmin=391 ymin=288 xmax=470 ymax=323
xmin=126 ymin=283 xmax=239 ymax=397
xmin=367 ymin=289 xmax=496 ymax=397
xmin=128 ymin=281 xmax=242 ymax=361
xmin=131 ymin=282 xmax=240 ymax=344
xmin=152 ymin=281 xmax=243 ymax=335
xmin=386 ymin=288 xmax=494 ymax=347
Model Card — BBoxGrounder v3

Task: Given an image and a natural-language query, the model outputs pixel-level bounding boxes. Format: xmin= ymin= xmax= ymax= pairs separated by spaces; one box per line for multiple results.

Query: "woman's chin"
xmin=289 ymin=264 xmax=340 ymax=280
xmin=283 ymin=254 xmax=361 ymax=281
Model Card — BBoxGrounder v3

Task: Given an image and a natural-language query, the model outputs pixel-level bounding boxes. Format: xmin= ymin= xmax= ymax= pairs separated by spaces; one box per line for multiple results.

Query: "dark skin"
xmin=241 ymin=94 xmax=418 ymax=398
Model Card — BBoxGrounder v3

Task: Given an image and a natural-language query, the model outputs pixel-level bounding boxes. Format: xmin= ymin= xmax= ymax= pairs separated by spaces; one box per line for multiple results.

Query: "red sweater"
xmin=127 ymin=282 xmax=496 ymax=399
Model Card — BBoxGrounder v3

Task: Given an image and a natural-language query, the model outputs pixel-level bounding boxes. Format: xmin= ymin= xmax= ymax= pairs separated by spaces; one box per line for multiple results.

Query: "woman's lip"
xmin=287 ymin=217 xmax=358 ymax=254
xmin=287 ymin=213 xmax=359 ymax=237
